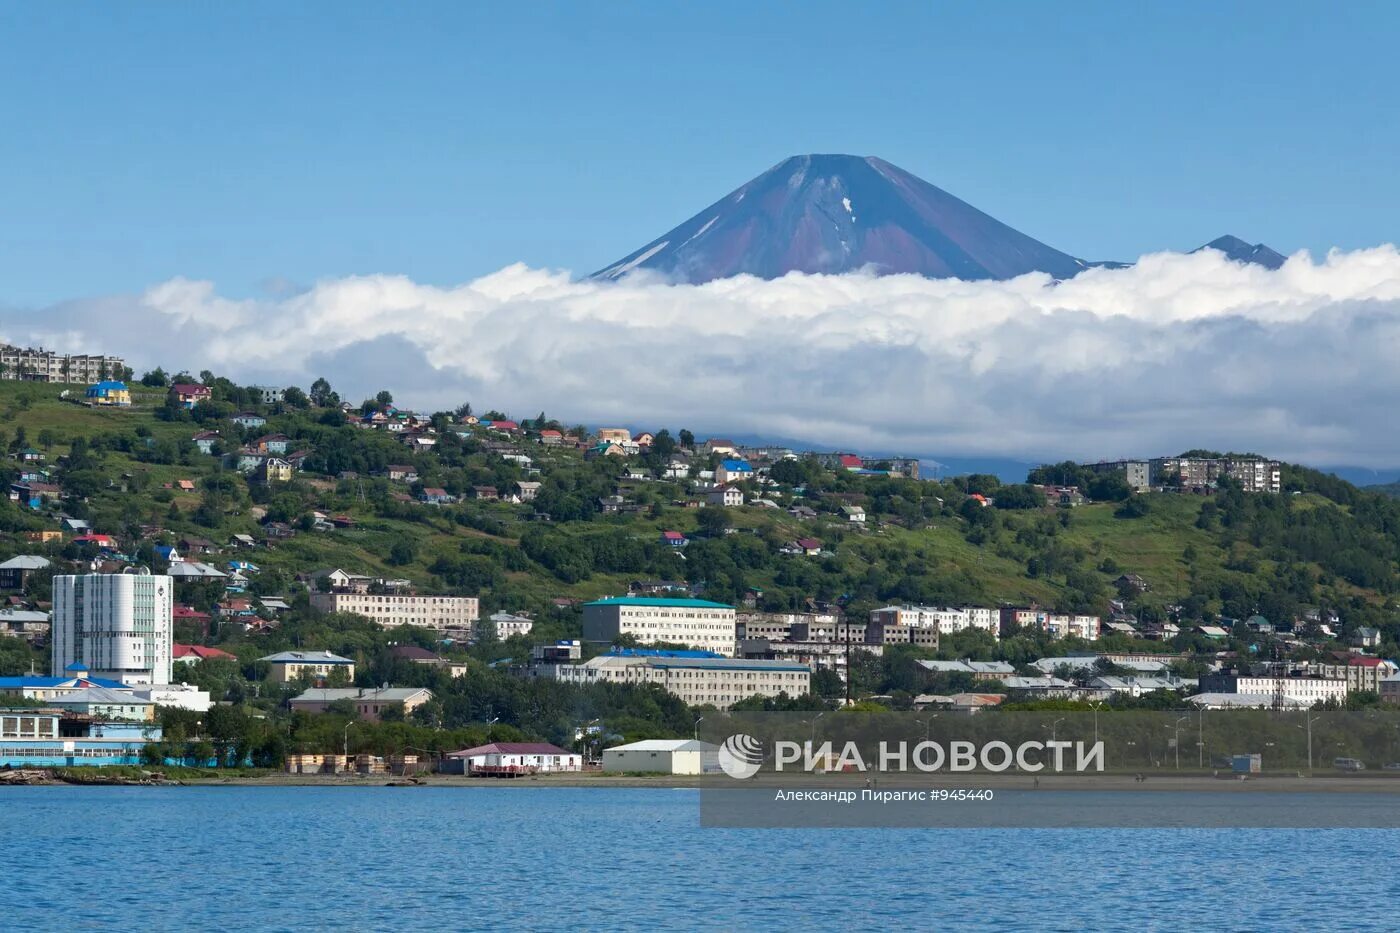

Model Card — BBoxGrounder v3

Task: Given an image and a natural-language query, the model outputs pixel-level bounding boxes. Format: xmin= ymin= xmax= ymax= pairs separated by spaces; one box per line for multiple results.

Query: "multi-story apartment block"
xmin=310 ymin=591 xmax=479 ymax=631
xmin=582 ymin=597 xmax=737 ymax=656
xmin=1000 ymin=607 xmax=1101 ymax=640
xmin=552 ymin=653 xmax=809 ymax=709
xmin=1085 ymin=457 xmax=1280 ymax=494
xmin=1312 ymin=657 xmax=1400 ymax=694
xmin=1199 ymin=672 xmax=1348 ymax=705
xmin=869 ymin=606 xmax=1000 ymax=640
xmin=0 ymin=345 xmax=124 ymax=383
xmin=51 ymin=570 xmax=173 ymax=686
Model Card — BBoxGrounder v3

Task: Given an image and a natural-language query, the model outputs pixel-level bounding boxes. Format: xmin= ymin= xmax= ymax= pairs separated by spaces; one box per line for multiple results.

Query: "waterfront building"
xmin=51 ymin=571 xmax=173 ymax=686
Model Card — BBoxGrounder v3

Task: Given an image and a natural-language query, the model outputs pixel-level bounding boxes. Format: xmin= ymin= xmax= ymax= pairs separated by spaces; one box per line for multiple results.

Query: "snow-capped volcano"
xmin=592 ymin=154 xmax=1096 ymax=283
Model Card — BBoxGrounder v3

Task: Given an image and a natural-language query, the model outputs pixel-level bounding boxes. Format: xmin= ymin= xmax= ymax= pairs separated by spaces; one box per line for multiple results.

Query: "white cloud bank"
xmin=8 ymin=246 xmax=1400 ymax=466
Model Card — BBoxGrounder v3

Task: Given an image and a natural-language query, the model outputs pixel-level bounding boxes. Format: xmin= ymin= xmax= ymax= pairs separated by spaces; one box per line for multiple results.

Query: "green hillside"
xmin=3 ymin=375 xmax=1398 ymax=650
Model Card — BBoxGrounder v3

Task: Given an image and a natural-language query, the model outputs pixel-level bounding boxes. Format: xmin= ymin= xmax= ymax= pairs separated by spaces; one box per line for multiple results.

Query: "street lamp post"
xmin=694 ymin=716 xmax=704 ymax=741
xmin=343 ymin=721 xmax=355 ymax=761
xmin=811 ymin=711 xmax=826 ymax=747
xmin=1046 ymin=717 xmax=1065 ymax=744
xmin=1171 ymin=716 xmax=1190 ymax=770
xmin=1297 ymin=713 xmax=1321 ymax=772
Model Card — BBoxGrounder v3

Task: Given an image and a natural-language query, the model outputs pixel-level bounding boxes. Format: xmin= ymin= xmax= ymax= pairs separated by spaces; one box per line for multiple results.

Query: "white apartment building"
xmin=870 ymin=605 xmax=1000 ymax=640
xmin=553 ymin=654 xmax=809 ymax=709
xmin=1001 ymin=608 xmax=1101 ymax=641
xmin=582 ymin=597 xmax=737 ymax=656
xmin=310 ymin=591 xmax=479 ymax=630
xmin=51 ymin=571 xmax=173 ymax=686
xmin=484 ymin=611 xmax=534 ymax=640
xmin=1201 ymin=673 xmax=1348 ymax=705
xmin=0 ymin=344 xmax=125 ymax=383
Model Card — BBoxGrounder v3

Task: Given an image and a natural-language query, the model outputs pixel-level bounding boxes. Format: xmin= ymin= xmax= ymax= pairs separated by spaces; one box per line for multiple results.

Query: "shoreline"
xmin=103 ymin=771 xmax=1400 ymax=792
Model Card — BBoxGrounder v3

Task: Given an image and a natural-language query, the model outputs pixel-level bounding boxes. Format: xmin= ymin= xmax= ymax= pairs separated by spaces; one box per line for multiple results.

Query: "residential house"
xmin=230 ymin=412 xmax=267 ymax=430
xmin=484 ymin=611 xmax=535 ymax=640
xmin=191 ymin=431 xmax=221 ymax=454
xmin=85 ymin=381 xmax=130 ymax=406
xmin=261 ymin=650 xmax=356 ymax=684
xmin=420 ymin=487 xmax=456 ymax=505
xmin=387 ymin=645 xmax=468 ymax=677
xmin=782 ymin=538 xmax=823 ymax=557
xmin=253 ymin=458 xmax=292 ymax=484
xmin=707 ymin=487 xmax=743 ymax=507
xmin=661 ymin=531 xmax=689 ymax=549
xmin=715 ymin=459 xmax=754 ymax=486
xmin=253 ymin=434 xmax=291 ymax=455
xmin=586 ymin=442 xmax=627 ymax=460
xmin=443 ymin=742 xmax=581 ymax=775
xmin=23 ymin=530 xmax=63 ymax=545
xmin=664 ymin=454 xmax=692 ymax=480
xmin=538 ymin=429 xmax=564 ymax=446
xmin=473 ymin=486 xmax=499 ymax=501
xmin=385 ymin=464 xmax=419 ymax=483
xmin=173 ymin=644 xmax=238 ymax=664
xmin=290 ymin=686 xmax=433 ymax=721
xmin=169 ymin=383 xmax=212 ymax=409
xmin=0 ymin=555 xmax=51 ymax=589
xmin=842 ymin=504 xmax=866 ymax=523
xmin=703 ymin=439 xmax=737 ymax=456
xmin=516 ymin=481 xmax=542 ymax=502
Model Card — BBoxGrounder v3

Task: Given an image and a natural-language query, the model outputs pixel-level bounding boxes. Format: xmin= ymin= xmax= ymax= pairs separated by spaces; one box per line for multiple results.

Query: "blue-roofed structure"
xmin=605 ymin=647 xmax=724 ymax=659
xmin=583 ymin=597 xmax=732 ymax=609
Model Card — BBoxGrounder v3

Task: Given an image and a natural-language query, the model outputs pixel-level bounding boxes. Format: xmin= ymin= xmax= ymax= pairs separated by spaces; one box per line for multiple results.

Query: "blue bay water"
xmin=2 ymin=786 xmax=1397 ymax=931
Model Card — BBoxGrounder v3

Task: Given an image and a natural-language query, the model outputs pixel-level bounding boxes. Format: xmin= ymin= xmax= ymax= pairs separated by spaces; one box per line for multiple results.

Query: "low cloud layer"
xmin=7 ymin=246 xmax=1400 ymax=467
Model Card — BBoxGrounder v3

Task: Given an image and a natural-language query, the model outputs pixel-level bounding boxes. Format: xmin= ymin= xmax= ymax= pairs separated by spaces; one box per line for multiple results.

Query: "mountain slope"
xmin=1194 ymin=235 xmax=1287 ymax=270
xmin=593 ymin=154 xmax=1095 ymax=283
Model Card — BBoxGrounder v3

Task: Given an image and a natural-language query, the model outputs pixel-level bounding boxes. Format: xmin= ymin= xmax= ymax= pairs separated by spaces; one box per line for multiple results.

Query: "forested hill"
xmin=2 ymin=375 xmax=1399 ymax=661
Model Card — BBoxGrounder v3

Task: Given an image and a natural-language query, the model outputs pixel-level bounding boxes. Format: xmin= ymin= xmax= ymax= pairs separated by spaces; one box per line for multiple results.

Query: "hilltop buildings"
xmin=0 ymin=344 xmax=124 ymax=383
xmin=309 ymin=571 xmax=479 ymax=632
xmin=1085 ymin=456 xmax=1281 ymax=494
xmin=51 ymin=570 xmax=174 ymax=686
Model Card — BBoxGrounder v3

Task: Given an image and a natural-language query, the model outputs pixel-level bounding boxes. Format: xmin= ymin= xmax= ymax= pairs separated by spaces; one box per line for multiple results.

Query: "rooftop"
xmin=584 ymin=597 xmax=733 ymax=609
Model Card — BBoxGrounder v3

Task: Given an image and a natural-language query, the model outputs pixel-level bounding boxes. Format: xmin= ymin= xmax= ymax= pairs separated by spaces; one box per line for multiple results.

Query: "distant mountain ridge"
xmin=1193 ymin=235 xmax=1287 ymax=270
xmin=592 ymin=154 xmax=1287 ymax=283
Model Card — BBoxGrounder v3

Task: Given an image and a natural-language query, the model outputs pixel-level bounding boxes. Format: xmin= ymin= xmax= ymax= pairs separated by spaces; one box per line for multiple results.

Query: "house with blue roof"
xmin=715 ymin=459 xmax=754 ymax=485
xmin=85 ymin=380 xmax=130 ymax=406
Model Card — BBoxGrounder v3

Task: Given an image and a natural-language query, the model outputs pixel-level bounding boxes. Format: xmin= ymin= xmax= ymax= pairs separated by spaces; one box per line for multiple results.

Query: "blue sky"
xmin=2 ymin=1 xmax=1398 ymax=306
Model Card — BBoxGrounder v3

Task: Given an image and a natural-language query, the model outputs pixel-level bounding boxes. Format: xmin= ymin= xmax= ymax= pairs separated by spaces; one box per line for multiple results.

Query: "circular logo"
xmin=718 ymin=733 xmax=764 ymax=780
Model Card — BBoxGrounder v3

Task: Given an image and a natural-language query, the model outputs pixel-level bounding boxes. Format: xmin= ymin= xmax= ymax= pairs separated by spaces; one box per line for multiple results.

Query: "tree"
xmin=375 ymin=390 xmax=394 ymax=408
xmin=678 ymin=429 xmax=695 ymax=448
xmin=309 ymin=377 xmax=334 ymax=405
xmin=696 ymin=506 xmax=729 ymax=537
xmin=388 ymin=539 xmax=417 ymax=566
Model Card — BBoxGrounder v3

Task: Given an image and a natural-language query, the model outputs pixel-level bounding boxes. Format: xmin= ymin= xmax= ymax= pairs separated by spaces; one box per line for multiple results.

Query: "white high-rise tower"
xmin=51 ymin=569 xmax=173 ymax=685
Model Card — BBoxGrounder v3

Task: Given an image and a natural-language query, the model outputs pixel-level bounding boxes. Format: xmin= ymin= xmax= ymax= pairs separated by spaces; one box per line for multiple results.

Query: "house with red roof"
xmin=71 ymin=533 xmax=118 ymax=549
xmin=169 ymin=383 xmax=212 ymax=409
xmin=444 ymin=742 xmax=582 ymax=775
xmin=173 ymin=605 xmax=213 ymax=637
xmin=661 ymin=530 xmax=689 ymax=549
xmin=538 ymin=429 xmax=564 ymax=445
xmin=174 ymin=644 xmax=238 ymax=664
xmin=838 ymin=454 xmax=863 ymax=470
